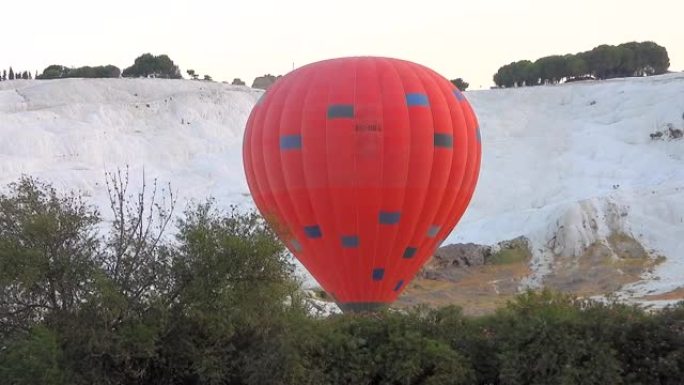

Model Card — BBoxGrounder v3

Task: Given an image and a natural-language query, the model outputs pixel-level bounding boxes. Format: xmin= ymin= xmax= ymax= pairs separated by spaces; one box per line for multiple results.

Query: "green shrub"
xmin=1 ymin=177 xmax=683 ymax=385
xmin=122 ymin=53 xmax=182 ymax=79
xmin=494 ymin=41 xmax=670 ymax=87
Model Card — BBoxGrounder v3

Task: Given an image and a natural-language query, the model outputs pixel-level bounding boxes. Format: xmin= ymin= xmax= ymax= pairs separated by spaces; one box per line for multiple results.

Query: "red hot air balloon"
xmin=243 ymin=57 xmax=481 ymax=312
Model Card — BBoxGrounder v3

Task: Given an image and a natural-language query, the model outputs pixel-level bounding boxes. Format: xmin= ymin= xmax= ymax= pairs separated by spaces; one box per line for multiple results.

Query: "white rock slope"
xmin=1 ymin=74 xmax=682 ymax=301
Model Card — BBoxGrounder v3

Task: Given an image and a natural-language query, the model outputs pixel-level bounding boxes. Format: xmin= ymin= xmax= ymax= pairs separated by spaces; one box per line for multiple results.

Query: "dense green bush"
xmin=494 ymin=41 xmax=670 ymax=87
xmin=36 ymin=65 xmax=70 ymax=79
xmin=122 ymin=53 xmax=182 ymax=79
xmin=305 ymin=310 xmax=475 ymax=384
xmin=451 ymin=78 xmax=469 ymax=91
xmin=68 ymin=65 xmax=121 ymax=78
xmin=37 ymin=64 xmax=121 ymax=79
xmin=0 ymin=176 xmax=682 ymax=384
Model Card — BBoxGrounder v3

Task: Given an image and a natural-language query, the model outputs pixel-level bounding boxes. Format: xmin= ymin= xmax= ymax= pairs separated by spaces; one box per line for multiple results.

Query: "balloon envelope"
xmin=243 ymin=57 xmax=481 ymax=311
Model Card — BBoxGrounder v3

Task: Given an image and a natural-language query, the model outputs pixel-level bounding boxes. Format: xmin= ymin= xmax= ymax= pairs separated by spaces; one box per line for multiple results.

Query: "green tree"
xmin=535 ymin=55 xmax=569 ymax=84
xmin=520 ymin=61 xmax=540 ymax=86
xmin=100 ymin=65 xmax=121 ymax=78
xmin=0 ymin=173 xmax=306 ymax=384
xmin=3 ymin=173 xmax=683 ymax=385
xmin=582 ymin=302 xmax=684 ymax=384
xmin=583 ymin=45 xmax=624 ymax=79
xmin=0 ymin=177 xmax=100 ymax=338
xmin=309 ymin=311 xmax=475 ymax=384
xmin=9 ymin=66 xmax=14 ymax=80
xmin=37 ymin=65 xmax=70 ymax=79
xmin=186 ymin=69 xmax=198 ymax=80
xmin=450 ymin=77 xmax=469 ymax=91
xmin=494 ymin=62 xmax=516 ymax=87
xmin=122 ymin=53 xmax=182 ymax=79
xmin=232 ymin=78 xmax=245 ymax=86
xmin=140 ymin=200 xmax=305 ymax=384
xmin=636 ymin=41 xmax=670 ymax=75
xmin=66 ymin=65 xmax=121 ymax=78
xmin=203 ymin=74 xmax=212 ymax=81
xmin=496 ymin=41 xmax=669 ymax=85
xmin=0 ymin=326 xmax=68 ymax=385
xmin=565 ymin=54 xmax=589 ymax=79
xmin=494 ymin=291 xmax=623 ymax=385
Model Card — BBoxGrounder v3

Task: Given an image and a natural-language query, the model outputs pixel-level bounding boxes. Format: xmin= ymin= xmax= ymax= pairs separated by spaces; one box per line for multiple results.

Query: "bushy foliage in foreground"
xmin=0 ymin=176 xmax=682 ymax=385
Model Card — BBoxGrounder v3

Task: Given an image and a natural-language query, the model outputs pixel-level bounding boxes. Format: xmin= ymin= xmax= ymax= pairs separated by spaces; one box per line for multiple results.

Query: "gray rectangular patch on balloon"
xmin=280 ymin=134 xmax=302 ymax=150
xmin=304 ymin=225 xmax=322 ymax=239
xmin=379 ymin=211 xmax=401 ymax=225
xmin=427 ymin=225 xmax=440 ymax=238
xmin=406 ymin=93 xmax=430 ymax=106
xmin=341 ymin=235 xmax=359 ymax=248
xmin=327 ymin=104 xmax=354 ymax=119
xmin=434 ymin=133 xmax=453 ymax=148
xmin=403 ymin=247 xmax=417 ymax=259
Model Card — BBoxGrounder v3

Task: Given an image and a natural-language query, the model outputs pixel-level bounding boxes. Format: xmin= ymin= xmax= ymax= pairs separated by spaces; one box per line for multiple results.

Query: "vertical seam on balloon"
xmin=374 ymin=57 xmax=409 ymax=302
xmin=262 ymin=77 xmax=302 ymax=255
xmin=322 ymin=59 xmax=348 ymax=301
xmin=406 ymin=65 xmax=455 ymax=287
xmin=369 ymin=57 xmax=384 ymax=302
xmin=383 ymin=63 xmax=436 ymax=298
xmin=249 ymin=103 xmax=275 ymax=235
xmin=332 ymin=59 xmax=350 ymax=300
xmin=402 ymin=63 xmax=436 ymax=268
xmin=250 ymin=81 xmax=283 ymax=229
xmin=337 ymin=59 xmax=356 ymax=301
xmin=350 ymin=58 xmax=360 ymax=301
xmin=365 ymin=59 xmax=381 ymax=302
xmin=385 ymin=59 xmax=419 ymax=301
xmin=345 ymin=58 xmax=360 ymax=301
xmin=367 ymin=58 xmax=388 ymax=302
xmin=347 ymin=62 xmax=363 ymax=298
xmin=277 ymin=68 xmax=322 ymax=280
xmin=251 ymin=80 xmax=295 ymax=274
xmin=430 ymin=82 xmax=474 ymax=249
xmin=400 ymin=71 xmax=463 ymax=283
xmin=450 ymin=100 xmax=480 ymax=227
xmin=372 ymin=58 xmax=396 ymax=301
xmin=298 ymin=65 xmax=344 ymax=301
xmin=243 ymin=111 xmax=257 ymax=206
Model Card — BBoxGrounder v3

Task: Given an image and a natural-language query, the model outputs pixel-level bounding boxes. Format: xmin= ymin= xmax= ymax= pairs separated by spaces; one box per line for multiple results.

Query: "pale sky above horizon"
xmin=2 ymin=0 xmax=682 ymax=89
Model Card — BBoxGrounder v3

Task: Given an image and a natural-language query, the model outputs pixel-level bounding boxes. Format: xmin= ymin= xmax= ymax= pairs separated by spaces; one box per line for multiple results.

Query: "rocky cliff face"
xmin=419 ymin=237 xmax=531 ymax=280
xmin=398 ymin=238 xmax=534 ymax=315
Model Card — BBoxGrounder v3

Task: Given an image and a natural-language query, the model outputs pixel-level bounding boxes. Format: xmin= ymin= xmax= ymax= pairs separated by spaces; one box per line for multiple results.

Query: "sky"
xmin=2 ymin=0 xmax=683 ymax=89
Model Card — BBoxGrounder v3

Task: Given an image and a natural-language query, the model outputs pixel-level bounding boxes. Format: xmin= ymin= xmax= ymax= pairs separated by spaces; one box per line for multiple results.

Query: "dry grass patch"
xmin=544 ymin=232 xmax=663 ymax=296
xmin=639 ymin=287 xmax=684 ymax=301
xmin=396 ymin=257 xmax=532 ymax=316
